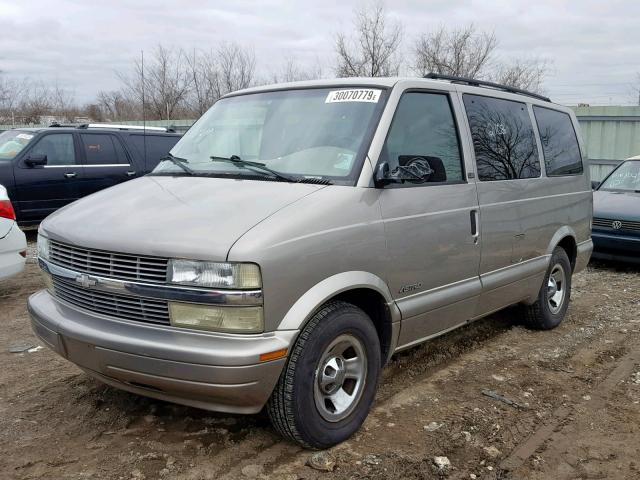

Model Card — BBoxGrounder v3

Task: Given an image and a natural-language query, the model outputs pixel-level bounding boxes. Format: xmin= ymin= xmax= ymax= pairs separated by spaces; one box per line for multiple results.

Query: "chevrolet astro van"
xmin=29 ymin=75 xmax=593 ymax=448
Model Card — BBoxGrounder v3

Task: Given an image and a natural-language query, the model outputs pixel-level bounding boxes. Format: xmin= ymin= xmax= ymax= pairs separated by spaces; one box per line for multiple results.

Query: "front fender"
xmin=277 ymin=271 xmax=400 ymax=331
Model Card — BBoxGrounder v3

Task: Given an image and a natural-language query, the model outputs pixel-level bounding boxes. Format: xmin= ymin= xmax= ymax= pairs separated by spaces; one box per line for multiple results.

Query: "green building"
xmin=572 ymin=105 xmax=640 ymax=180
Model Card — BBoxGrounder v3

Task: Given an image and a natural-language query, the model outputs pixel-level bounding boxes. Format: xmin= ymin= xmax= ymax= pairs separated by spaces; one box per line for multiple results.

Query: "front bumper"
xmin=591 ymin=230 xmax=640 ymax=264
xmin=28 ymin=290 xmax=297 ymax=413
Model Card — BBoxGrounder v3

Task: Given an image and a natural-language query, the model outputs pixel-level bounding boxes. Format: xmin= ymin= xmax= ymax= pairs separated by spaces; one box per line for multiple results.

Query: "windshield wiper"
xmin=210 ymin=155 xmax=295 ymax=183
xmin=160 ymin=153 xmax=194 ymax=175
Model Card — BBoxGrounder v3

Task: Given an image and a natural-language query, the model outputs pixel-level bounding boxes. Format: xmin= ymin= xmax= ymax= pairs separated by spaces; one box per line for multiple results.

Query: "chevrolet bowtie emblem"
xmin=75 ymin=273 xmax=98 ymax=288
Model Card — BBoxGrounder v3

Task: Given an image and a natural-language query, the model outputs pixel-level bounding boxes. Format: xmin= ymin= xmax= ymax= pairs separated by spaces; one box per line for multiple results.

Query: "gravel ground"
xmin=1 ymin=237 xmax=639 ymax=479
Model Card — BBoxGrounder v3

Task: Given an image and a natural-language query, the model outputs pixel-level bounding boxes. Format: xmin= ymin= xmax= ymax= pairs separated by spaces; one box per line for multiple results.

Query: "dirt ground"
xmin=1 ymin=236 xmax=639 ymax=480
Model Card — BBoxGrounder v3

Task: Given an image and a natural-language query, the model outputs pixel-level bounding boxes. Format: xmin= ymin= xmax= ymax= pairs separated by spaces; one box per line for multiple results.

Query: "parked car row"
xmin=0 ymin=124 xmax=181 ymax=225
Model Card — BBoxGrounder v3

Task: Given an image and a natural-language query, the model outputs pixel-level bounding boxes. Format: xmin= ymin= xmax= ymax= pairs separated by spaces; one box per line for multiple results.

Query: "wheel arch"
xmin=546 ymin=226 xmax=578 ymax=272
xmin=277 ymin=271 xmax=401 ymax=364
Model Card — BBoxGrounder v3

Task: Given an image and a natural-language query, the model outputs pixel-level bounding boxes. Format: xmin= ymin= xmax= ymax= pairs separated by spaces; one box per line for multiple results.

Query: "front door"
xmin=377 ymin=91 xmax=481 ymax=348
xmin=14 ymin=132 xmax=83 ymax=223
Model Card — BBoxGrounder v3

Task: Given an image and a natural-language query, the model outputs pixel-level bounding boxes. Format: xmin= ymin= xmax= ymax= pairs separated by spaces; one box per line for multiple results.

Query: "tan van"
xmin=30 ymin=74 xmax=592 ymax=448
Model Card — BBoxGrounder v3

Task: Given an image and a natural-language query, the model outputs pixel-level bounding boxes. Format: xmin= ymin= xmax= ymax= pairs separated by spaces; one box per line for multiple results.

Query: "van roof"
xmin=226 ymin=76 xmax=555 ymax=105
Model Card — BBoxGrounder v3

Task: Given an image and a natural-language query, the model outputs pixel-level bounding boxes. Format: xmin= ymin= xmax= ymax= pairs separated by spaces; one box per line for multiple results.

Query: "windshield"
xmin=600 ymin=160 xmax=640 ymax=192
xmin=156 ymin=87 xmax=386 ymax=183
xmin=0 ymin=130 xmax=36 ymax=160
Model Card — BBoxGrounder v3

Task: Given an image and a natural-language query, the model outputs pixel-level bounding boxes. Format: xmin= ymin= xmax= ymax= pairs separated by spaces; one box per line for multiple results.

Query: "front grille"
xmin=593 ymin=217 xmax=640 ymax=232
xmin=52 ymin=276 xmax=170 ymax=325
xmin=49 ymin=241 xmax=168 ymax=283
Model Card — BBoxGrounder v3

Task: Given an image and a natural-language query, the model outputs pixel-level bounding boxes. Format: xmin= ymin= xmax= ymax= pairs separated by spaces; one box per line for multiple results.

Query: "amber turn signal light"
xmin=259 ymin=348 xmax=288 ymax=362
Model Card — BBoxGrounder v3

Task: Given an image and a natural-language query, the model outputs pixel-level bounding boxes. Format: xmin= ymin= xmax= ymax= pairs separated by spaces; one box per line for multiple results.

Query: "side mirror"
xmin=374 ymin=159 xmax=434 ymax=187
xmin=374 ymin=162 xmax=394 ymax=187
xmin=591 ymin=180 xmax=600 ymax=190
xmin=25 ymin=154 xmax=48 ymax=168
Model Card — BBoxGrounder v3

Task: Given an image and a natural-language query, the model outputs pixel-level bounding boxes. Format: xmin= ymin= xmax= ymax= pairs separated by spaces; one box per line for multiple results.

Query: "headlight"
xmin=37 ymin=233 xmax=50 ymax=261
xmin=168 ymin=302 xmax=263 ymax=333
xmin=168 ymin=260 xmax=261 ymax=289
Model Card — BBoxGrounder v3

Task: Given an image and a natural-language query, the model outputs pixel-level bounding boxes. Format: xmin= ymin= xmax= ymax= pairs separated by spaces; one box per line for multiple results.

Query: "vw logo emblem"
xmin=75 ymin=273 xmax=98 ymax=288
xmin=612 ymin=220 xmax=622 ymax=230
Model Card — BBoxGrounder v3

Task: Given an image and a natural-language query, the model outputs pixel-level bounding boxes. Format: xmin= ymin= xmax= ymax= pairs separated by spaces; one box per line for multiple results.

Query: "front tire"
xmin=267 ymin=301 xmax=381 ymax=449
xmin=523 ymin=246 xmax=572 ymax=330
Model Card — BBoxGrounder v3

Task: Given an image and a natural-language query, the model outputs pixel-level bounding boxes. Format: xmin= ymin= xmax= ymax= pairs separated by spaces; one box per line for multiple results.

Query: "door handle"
xmin=126 ymin=171 xmax=137 ymax=177
xmin=470 ymin=209 xmax=479 ymax=243
xmin=64 ymin=172 xmax=77 ymax=179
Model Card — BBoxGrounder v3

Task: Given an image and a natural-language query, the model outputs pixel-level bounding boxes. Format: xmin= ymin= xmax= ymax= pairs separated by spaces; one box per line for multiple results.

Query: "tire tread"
xmin=522 ymin=247 xmax=571 ymax=330
xmin=267 ymin=300 xmax=359 ymax=449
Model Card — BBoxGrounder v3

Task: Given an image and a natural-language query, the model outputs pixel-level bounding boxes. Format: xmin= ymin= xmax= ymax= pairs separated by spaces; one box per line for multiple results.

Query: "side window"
xmin=381 ymin=92 xmax=464 ymax=185
xmin=80 ymin=134 xmax=122 ymax=165
xmin=30 ymin=134 xmax=77 ymax=166
xmin=533 ymin=107 xmax=583 ymax=176
xmin=129 ymin=135 xmax=180 ymax=164
xmin=463 ymin=94 xmax=540 ymax=181
xmin=112 ymin=136 xmax=130 ymax=164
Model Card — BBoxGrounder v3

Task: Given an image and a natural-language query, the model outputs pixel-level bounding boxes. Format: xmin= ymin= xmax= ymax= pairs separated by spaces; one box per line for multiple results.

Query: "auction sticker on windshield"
xmin=325 ymin=89 xmax=381 ymax=103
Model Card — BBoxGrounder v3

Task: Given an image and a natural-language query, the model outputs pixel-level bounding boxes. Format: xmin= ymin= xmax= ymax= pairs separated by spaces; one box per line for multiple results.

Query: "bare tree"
xmin=185 ymin=49 xmax=219 ymax=116
xmin=97 ymin=90 xmax=140 ymax=121
xmin=413 ymin=24 xmax=496 ymax=78
xmin=214 ymin=42 xmax=256 ymax=97
xmin=269 ymin=57 xmax=323 ymax=84
xmin=183 ymin=43 xmax=255 ymax=115
xmin=0 ymin=73 xmax=24 ymax=123
xmin=82 ymin=103 xmax=105 ymax=122
xmin=413 ymin=24 xmax=548 ymax=93
xmin=17 ymin=79 xmax=54 ymax=124
xmin=119 ymin=45 xmax=193 ymax=120
xmin=335 ymin=3 xmax=403 ymax=77
xmin=492 ymin=57 xmax=548 ymax=93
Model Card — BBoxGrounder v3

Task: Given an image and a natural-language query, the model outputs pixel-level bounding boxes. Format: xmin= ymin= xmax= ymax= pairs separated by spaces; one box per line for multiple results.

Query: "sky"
xmin=0 ymin=0 xmax=639 ymax=107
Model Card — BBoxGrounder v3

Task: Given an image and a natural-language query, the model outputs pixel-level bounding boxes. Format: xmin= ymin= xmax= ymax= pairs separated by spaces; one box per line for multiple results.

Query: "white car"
xmin=0 ymin=185 xmax=27 ymax=280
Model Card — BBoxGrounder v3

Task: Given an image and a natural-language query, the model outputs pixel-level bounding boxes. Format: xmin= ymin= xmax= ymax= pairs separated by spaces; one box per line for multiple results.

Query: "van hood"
xmin=593 ymin=190 xmax=640 ymax=222
xmin=41 ymin=175 xmax=325 ymax=261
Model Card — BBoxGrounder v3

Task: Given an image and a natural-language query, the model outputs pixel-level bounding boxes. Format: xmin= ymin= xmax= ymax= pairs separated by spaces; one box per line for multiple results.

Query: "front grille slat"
xmin=48 ymin=240 xmax=169 ymax=283
xmin=49 ymin=254 xmax=166 ymax=273
xmin=47 ymin=240 xmax=172 ymax=326
xmin=53 ymin=283 xmax=169 ymax=315
xmin=593 ymin=217 xmax=640 ymax=232
xmin=52 ymin=277 xmax=171 ymax=325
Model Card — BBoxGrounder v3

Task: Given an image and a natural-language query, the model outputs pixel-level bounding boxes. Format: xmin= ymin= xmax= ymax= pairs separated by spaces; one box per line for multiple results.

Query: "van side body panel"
xmin=227 ymin=186 xmax=391 ymax=334
xmin=453 ymin=86 xmax=592 ymax=319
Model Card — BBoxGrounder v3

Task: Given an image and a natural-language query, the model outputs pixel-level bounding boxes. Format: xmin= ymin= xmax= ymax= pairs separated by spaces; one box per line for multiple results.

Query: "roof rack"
xmin=423 ymin=73 xmax=551 ymax=103
xmin=81 ymin=123 xmax=170 ymax=132
xmin=49 ymin=122 xmax=173 ymax=132
xmin=49 ymin=122 xmax=82 ymax=128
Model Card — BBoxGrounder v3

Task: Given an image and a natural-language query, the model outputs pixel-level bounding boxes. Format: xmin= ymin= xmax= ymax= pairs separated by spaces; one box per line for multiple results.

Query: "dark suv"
xmin=0 ymin=124 xmax=181 ymax=225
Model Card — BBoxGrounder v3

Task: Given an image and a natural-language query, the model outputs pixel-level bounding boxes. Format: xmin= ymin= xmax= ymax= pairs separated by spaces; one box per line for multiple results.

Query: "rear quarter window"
xmin=129 ymin=135 xmax=181 ymax=168
xmin=533 ymin=106 xmax=583 ymax=176
xmin=463 ymin=94 xmax=541 ymax=181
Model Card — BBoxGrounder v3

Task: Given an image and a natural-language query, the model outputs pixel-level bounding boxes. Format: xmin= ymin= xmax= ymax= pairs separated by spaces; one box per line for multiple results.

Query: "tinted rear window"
xmin=129 ymin=135 xmax=180 ymax=166
xmin=533 ymin=106 xmax=583 ymax=176
xmin=463 ymin=94 xmax=540 ymax=181
xmin=80 ymin=133 xmax=127 ymax=165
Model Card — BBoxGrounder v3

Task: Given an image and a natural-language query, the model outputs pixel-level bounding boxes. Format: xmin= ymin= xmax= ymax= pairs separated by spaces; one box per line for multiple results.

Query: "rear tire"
xmin=523 ymin=247 xmax=572 ymax=330
xmin=267 ymin=300 xmax=381 ymax=449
